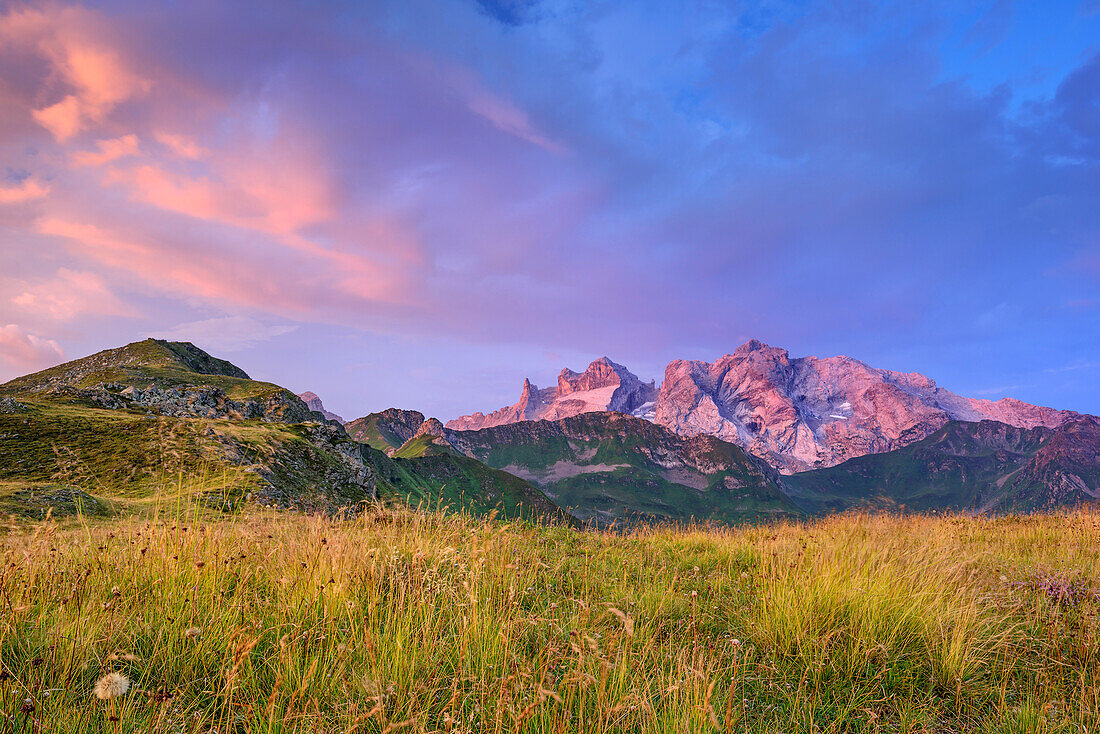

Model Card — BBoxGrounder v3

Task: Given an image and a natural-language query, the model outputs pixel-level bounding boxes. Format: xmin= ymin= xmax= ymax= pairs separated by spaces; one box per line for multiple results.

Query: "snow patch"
xmin=551 ymin=385 xmax=619 ymax=412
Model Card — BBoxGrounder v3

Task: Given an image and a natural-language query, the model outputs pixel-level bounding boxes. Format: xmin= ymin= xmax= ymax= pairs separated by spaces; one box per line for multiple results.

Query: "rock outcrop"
xmin=446 ymin=357 xmax=657 ymax=431
xmin=1003 ymin=417 xmax=1100 ymax=510
xmin=654 ymin=340 xmax=1081 ymax=473
xmin=345 ymin=408 xmax=427 ymax=455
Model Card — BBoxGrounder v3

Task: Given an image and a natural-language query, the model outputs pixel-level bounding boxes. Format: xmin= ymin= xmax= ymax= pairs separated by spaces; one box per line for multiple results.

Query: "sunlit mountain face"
xmin=0 ymin=1 xmax=1097 ymax=424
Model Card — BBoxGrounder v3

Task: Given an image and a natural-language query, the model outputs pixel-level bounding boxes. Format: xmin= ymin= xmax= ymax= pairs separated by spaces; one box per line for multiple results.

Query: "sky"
xmin=0 ymin=0 xmax=1097 ymax=421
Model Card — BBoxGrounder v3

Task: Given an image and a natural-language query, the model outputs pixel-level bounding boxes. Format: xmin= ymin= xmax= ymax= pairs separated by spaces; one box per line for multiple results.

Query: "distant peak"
xmin=734 ymin=339 xmax=769 ymax=356
xmin=414 ymin=417 xmax=444 ymax=438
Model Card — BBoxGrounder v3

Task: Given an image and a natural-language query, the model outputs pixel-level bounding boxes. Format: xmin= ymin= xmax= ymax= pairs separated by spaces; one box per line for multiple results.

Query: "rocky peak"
xmin=297 ymin=391 xmax=346 ymax=424
xmin=414 ymin=417 xmax=445 ymax=438
xmin=654 ymin=342 xmax=1083 ymax=473
xmin=733 ymin=339 xmax=768 ymax=357
xmin=557 ymin=357 xmax=624 ymax=394
xmin=446 ymin=357 xmax=657 ymax=431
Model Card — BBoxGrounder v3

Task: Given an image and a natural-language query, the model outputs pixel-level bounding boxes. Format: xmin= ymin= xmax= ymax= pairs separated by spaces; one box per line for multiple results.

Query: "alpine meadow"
xmin=1 ymin=1 xmax=1098 ymax=733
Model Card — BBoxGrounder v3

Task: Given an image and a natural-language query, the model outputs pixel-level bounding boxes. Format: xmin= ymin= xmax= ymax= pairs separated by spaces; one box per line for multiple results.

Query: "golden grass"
xmin=0 ymin=502 xmax=1097 ymax=732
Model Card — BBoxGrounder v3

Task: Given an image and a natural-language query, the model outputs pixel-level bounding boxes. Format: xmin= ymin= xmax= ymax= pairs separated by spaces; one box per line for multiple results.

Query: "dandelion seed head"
xmin=94 ymin=671 xmax=130 ymax=700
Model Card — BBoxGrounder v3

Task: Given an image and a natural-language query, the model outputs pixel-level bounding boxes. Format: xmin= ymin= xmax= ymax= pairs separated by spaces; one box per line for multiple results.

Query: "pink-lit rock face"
xmin=653 ymin=340 xmax=1080 ymax=473
xmin=446 ymin=357 xmax=657 ymax=431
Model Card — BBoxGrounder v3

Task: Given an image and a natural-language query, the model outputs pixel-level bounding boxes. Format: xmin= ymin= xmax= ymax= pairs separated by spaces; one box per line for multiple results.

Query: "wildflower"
xmin=184 ymin=626 xmax=202 ymax=640
xmin=94 ymin=672 xmax=130 ymax=700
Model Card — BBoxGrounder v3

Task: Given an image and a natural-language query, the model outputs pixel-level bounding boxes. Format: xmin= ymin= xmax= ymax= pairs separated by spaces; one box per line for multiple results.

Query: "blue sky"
xmin=0 ymin=0 xmax=1097 ymax=420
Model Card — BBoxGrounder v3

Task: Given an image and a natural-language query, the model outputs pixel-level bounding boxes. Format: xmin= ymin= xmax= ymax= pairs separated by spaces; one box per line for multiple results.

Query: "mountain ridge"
xmin=0 ymin=340 xmax=567 ymax=523
xmin=446 ymin=357 xmax=657 ymax=431
xmin=445 ymin=340 xmax=1083 ymax=473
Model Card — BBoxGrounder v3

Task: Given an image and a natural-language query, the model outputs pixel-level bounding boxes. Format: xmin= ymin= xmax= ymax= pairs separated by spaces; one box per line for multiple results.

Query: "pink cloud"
xmin=153 ymin=131 xmax=208 ymax=159
xmin=0 ymin=179 xmax=50 ymax=203
xmin=32 ymin=95 xmax=83 ymax=141
xmin=465 ymin=91 xmax=565 ymax=153
xmin=32 ymin=216 xmax=407 ymax=317
xmin=0 ymin=324 xmax=64 ymax=369
xmin=445 ymin=67 xmax=565 ymax=153
xmin=33 ymin=217 xmax=307 ymax=312
xmin=12 ymin=268 xmax=135 ymax=320
xmin=103 ymin=151 xmax=335 ymax=237
xmin=71 ymin=134 xmax=140 ymax=167
xmin=0 ymin=5 xmax=150 ymax=140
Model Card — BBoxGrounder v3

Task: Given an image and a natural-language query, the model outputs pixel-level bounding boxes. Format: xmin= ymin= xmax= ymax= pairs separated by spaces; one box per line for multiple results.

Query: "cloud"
xmin=32 ymin=95 xmax=83 ymax=141
xmin=12 ymin=268 xmax=135 ymax=320
xmin=0 ymin=5 xmax=151 ymax=140
xmin=153 ymin=131 xmax=208 ymax=159
xmin=462 ymin=85 xmax=565 ymax=153
xmin=0 ymin=1 xmax=1095 ymax=414
xmin=0 ymin=179 xmax=50 ymax=203
xmin=71 ymin=134 xmax=140 ymax=167
xmin=0 ymin=324 xmax=64 ymax=369
xmin=152 ymin=315 xmax=297 ymax=352
xmin=102 ymin=157 xmax=334 ymax=236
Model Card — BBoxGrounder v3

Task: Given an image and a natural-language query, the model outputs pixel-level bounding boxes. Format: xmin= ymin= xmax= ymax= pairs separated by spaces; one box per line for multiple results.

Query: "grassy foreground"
xmin=0 ymin=502 xmax=1098 ymax=733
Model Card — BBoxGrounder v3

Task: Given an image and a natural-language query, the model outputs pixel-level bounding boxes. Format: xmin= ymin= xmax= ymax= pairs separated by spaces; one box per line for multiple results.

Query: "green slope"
xmin=345 ymin=408 xmax=425 ymax=454
xmin=444 ymin=412 xmax=799 ymax=526
xmin=784 ymin=419 xmax=1099 ymax=514
xmin=366 ymin=449 xmax=574 ymax=524
xmin=0 ymin=340 xmax=567 ymax=523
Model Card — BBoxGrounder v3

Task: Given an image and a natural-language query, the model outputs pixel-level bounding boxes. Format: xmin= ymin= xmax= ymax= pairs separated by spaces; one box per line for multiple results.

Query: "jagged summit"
xmin=448 ymin=340 xmax=1083 ymax=474
xmin=445 ymin=357 xmax=657 ymax=431
xmin=654 ymin=343 xmax=1082 ymax=473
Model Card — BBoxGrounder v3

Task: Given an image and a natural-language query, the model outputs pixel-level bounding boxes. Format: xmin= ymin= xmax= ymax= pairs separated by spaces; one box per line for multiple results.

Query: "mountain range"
xmin=0 ymin=338 xmax=1095 ymax=523
xmin=450 ymin=340 xmax=1081 ymax=473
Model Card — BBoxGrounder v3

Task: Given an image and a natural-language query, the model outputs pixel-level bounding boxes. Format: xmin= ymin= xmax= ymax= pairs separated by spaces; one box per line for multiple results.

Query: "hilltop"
xmin=0 ymin=340 xmax=566 ymax=523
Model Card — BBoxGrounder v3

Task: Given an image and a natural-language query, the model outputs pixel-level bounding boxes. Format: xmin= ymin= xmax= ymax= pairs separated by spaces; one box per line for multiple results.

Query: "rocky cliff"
xmin=653 ymin=340 xmax=1080 ymax=473
xmin=446 ymin=357 xmax=657 ymax=431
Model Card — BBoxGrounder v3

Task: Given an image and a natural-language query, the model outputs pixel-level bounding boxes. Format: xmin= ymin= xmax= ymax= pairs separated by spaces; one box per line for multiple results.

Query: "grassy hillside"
xmin=0 ymin=338 xmax=288 ymax=404
xmin=785 ymin=419 xmax=1100 ymax=514
xmin=0 ymin=341 xmax=565 ymax=523
xmin=1 ymin=503 xmax=1097 ymax=732
xmin=446 ymin=412 xmax=800 ymax=526
xmin=368 ymin=450 xmax=574 ymax=524
xmin=346 ymin=409 xmax=425 ymax=454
